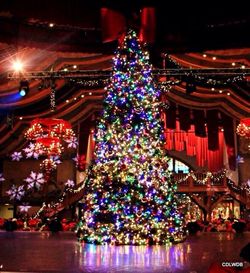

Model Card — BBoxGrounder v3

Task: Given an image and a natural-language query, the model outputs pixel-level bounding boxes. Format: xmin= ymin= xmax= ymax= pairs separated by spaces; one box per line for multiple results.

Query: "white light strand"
xmin=50 ymin=88 xmax=56 ymax=112
xmin=166 ymin=55 xmax=247 ymax=86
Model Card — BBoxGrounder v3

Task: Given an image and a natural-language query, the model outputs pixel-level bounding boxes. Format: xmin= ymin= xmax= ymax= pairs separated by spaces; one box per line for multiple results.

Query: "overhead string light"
xmin=69 ymin=78 xmax=108 ymax=88
xmin=50 ymin=87 xmax=56 ymax=112
xmin=165 ymin=54 xmax=247 ymax=86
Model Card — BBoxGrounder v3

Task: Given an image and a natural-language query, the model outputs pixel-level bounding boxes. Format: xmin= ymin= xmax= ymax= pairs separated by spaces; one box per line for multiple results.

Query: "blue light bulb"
xmin=19 ymin=89 xmax=26 ymax=97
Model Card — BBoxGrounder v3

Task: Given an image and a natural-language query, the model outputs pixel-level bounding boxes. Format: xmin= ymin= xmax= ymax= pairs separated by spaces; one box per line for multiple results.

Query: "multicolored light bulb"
xmin=77 ymin=30 xmax=185 ymax=245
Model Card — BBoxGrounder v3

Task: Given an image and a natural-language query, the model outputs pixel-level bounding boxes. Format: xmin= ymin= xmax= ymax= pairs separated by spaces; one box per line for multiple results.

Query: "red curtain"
xmin=164 ymin=129 xmax=174 ymax=151
xmin=186 ymin=125 xmax=196 ymax=157
xmin=207 ymin=110 xmax=219 ymax=150
xmin=139 ymin=7 xmax=156 ymax=43
xmin=164 ymin=121 xmax=225 ymax=171
xmin=174 ymin=121 xmax=185 ymax=151
xmin=100 ymin=8 xmax=126 ymax=43
xmin=195 ymin=136 xmax=207 ymax=168
xmin=221 ymin=112 xmax=236 ymax=170
xmin=207 ymin=132 xmax=224 ymax=171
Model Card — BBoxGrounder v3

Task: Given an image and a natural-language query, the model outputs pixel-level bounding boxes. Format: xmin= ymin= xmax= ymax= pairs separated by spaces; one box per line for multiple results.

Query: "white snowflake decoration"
xmin=243 ymin=179 xmax=250 ymax=195
xmin=65 ymin=179 xmax=75 ymax=187
xmin=24 ymin=171 xmax=45 ymax=190
xmin=246 ymin=179 xmax=250 ymax=187
xmin=236 ymin=155 xmax=244 ymax=164
xmin=19 ymin=204 xmax=31 ymax=212
xmin=23 ymin=142 xmax=40 ymax=159
xmin=72 ymin=155 xmax=79 ymax=168
xmin=72 ymin=155 xmax=78 ymax=163
xmin=11 ymin=151 xmax=23 ymax=161
xmin=66 ymin=137 xmax=78 ymax=149
xmin=0 ymin=173 xmax=5 ymax=183
xmin=49 ymin=155 xmax=62 ymax=165
xmin=6 ymin=185 xmax=25 ymax=200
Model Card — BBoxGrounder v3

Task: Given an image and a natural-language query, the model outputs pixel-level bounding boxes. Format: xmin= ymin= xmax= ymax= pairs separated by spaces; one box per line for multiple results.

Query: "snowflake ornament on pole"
xmin=6 ymin=185 xmax=25 ymax=201
xmin=65 ymin=179 xmax=75 ymax=188
xmin=23 ymin=142 xmax=41 ymax=159
xmin=0 ymin=173 xmax=5 ymax=183
xmin=11 ymin=152 xmax=23 ymax=161
xmin=49 ymin=155 xmax=62 ymax=165
xmin=73 ymin=154 xmax=86 ymax=171
xmin=66 ymin=136 xmax=78 ymax=149
xmin=24 ymin=171 xmax=46 ymax=190
xmin=19 ymin=204 xmax=31 ymax=213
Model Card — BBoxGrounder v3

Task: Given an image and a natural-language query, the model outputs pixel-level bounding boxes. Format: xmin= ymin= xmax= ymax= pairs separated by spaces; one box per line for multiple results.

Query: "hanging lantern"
xmin=35 ymin=137 xmax=63 ymax=156
xmin=25 ymin=118 xmax=74 ymax=140
xmin=25 ymin=118 xmax=76 ymax=178
xmin=40 ymin=158 xmax=58 ymax=178
xmin=236 ymin=118 xmax=250 ymax=139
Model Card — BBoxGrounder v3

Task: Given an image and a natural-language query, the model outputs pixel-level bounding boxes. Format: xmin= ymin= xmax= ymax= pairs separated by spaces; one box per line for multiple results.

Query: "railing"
xmin=42 ymin=179 xmax=87 ymax=217
xmin=173 ymin=172 xmax=227 ymax=189
xmin=40 ymin=171 xmax=249 ymax=218
xmin=8 ymin=68 xmax=250 ymax=80
xmin=173 ymin=172 xmax=249 ymax=206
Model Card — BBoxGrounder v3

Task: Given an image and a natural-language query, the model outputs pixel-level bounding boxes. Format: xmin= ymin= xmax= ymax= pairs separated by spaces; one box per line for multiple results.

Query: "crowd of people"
xmin=186 ymin=217 xmax=249 ymax=234
xmin=1 ymin=214 xmax=249 ymax=235
xmin=0 ymin=216 xmax=77 ymax=232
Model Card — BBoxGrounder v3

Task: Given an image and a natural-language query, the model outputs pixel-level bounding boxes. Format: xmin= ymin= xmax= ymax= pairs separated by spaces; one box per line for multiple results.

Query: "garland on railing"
xmin=32 ymin=169 xmax=248 ymax=219
xmin=33 ymin=202 xmax=47 ymax=219
xmin=33 ymin=170 xmax=90 ymax=219
xmin=175 ymin=170 xmax=226 ymax=185
xmin=175 ymin=170 xmax=250 ymax=196
xmin=227 ymin=178 xmax=250 ymax=195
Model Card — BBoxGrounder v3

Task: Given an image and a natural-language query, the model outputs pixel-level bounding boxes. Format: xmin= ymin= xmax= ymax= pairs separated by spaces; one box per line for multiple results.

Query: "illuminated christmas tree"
xmin=78 ymin=30 xmax=185 ymax=245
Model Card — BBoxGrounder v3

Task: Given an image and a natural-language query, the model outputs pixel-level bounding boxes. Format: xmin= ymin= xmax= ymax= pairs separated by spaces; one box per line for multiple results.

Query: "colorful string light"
xmin=76 ymin=30 xmax=185 ymax=245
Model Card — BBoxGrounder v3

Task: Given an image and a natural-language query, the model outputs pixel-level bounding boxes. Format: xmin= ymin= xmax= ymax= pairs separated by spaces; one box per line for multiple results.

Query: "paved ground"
xmin=0 ymin=231 xmax=249 ymax=273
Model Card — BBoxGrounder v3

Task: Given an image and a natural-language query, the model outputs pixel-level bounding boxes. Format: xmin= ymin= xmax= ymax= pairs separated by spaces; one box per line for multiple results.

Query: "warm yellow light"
xmin=241 ymin=65 xmax=246 ymax=69
xmin=203 ymin=54 xmax=207 ymax=58
xmin=49 ymin=23 xmax=54 ymax=28
xmin=212 ymin=56 xmax=216 ymax=60
xmin=227 ymin=92 xmax=230 ymax=96
xmin=231 ymin=62 xmax=236 ymax=66
xmin=12 ymin=60 xmax=24 ymax=72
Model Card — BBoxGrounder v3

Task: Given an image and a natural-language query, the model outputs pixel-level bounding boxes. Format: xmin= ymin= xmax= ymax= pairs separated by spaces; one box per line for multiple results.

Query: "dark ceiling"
xmin=1 ymin=0 xmax=250 ymax=61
